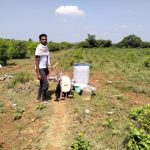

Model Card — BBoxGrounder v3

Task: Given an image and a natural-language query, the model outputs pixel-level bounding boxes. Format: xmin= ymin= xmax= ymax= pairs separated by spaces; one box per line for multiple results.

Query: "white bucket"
xmin=73 ymin=63 xmax=90 ymax=85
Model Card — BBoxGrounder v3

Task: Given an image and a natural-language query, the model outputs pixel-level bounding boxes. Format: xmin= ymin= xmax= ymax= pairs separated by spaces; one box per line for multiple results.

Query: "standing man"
xmin=35 ymin=34 xmax=51 ymax=101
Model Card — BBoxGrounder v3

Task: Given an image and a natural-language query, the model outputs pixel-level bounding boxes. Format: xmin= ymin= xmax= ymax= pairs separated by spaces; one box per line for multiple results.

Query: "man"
xmin=35 ymin=34 xmax=51 ymax=101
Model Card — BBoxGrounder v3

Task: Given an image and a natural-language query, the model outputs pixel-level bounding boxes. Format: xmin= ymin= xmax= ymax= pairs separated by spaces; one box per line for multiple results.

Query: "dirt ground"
xmin=0 ymin=59 xmax=71 ymax=150
xmin=0 ymin=58 xmax=150 ymax=150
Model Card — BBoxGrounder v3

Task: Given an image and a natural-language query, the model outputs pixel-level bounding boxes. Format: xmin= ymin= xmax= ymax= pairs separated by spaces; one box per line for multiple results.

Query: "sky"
xmin=0 ymin=0 xmax=150 ymax=43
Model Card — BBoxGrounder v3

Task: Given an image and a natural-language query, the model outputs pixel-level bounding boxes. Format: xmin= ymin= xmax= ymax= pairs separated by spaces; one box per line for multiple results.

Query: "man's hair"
xmin=39 ymin=34 xmax=47 ymax=40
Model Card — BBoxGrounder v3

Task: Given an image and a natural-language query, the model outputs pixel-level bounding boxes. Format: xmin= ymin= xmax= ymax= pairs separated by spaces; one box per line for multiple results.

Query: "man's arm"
xmin=35 ymin=56 xmax=41 ymax=80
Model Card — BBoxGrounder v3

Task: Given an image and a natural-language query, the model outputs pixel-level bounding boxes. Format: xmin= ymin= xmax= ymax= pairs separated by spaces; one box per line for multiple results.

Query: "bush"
xmin=10 ymin=41 xmax=27 ymax=59
xmin=60 ymin=42 xmax=73 ymax=49
xmin=141 ymin=42 xmax=150 ymax=48
xmin=78 ymin=34 xmax=112 ymax=48
xmin=96 ymin=40 xmax=112 ymax=48
xmin=78 ymin=41 xmax=91 ymax=48
xmin=27 ymin=41 xmax=38 ymax=55
xmin=36 ymin=104 xmax=47 ymax=111
xmin=144 ymin=57 xmax=150 ymax=68
xmin=125 ymin=105 xmax=150 ymax=150
xmin=14 ymin=108 xmax=25 ymax=120
xmin=9 ymin=72 xmax=33 ymax=88
xmin=71 ymin=134 xmax=90 ymax=150
xmin=0 ymin=41 xmax=8 ymax=65
xmin=0 ymin=102 xmax=6 ymax=114
xmin=119 ymin=35 xmax=142 ymax=48
xmin=47 ymin=42 xmax=61 ymax=52
xmin=85 ymin=34 xmax=97 ymax=48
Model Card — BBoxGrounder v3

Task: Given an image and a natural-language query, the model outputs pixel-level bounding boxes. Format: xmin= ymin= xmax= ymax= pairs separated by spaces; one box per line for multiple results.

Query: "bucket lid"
xmin=74 ymin=63 xmax=89 ymax=66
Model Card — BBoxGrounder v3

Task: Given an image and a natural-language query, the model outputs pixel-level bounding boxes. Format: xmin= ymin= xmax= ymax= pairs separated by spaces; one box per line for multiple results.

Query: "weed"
xmin=36 ymin=104 xmax=47 ymax=111
xmin=0 ymin=102 xmax=6 ymax=114
xmin=144 ymin=57 xmax=150 ymax=68
xmin=14 ymin=108 xmax=25 ymax=120
xmin=74 ymin=108 xmax=79 ymax=113
xmin=102 ymin=119 xmax=114 ymax=129
xmin=8 ymin=72 xmax=33 ymax=88
xmin=71 ymin=133 xmax=91 ymax=150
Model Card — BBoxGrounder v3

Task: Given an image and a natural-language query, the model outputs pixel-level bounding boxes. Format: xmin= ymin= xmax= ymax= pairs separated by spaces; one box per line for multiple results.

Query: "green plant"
xmin=0 ymin=102 xmax=6 ymax=114
xmin=0 ymin=40 xmax=8 ymax=65
xmin=36 ymin=104 xmax=47 ymax=111
xmin=9 ymin=72 xmax=33 ymax=88
xmin=85 ymin=34 xmax=97 ymax=48
xmin=126 ymin=105 xmax=150 ymax=150
xmin=13 ymin=108 xmax=25 ymax=120
xmin=10 ymin=41 xmax=27 ymax=59
xmin=144 ymin=57 xmax=150 ymax=68
xmin=71 ymin=134 xmax=90 ymax=150
xmin=119 ymin=35 xmax=142 ymax=48
xmin=102 ymin=119 xmax=114 ymax=129
xmin=96 ymin=40 xmax=112 ymax=48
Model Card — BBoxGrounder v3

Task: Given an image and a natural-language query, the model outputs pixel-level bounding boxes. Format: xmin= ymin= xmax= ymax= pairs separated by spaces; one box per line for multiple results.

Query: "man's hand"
xmin=37 ymin=74 xmax=41 ymax=80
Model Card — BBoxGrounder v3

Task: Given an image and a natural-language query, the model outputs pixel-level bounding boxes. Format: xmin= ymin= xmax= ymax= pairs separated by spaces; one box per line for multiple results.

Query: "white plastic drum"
xmin=73 ymin=63 xmax=90 ymax=85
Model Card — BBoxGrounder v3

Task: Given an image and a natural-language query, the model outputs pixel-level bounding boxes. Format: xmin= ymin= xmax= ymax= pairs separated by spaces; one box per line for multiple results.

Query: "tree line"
xmin=0 ymin=34 xmax=150 ymax=65
xmin=0 ymin=38 xmax=73 ymax=65
xmin=78 ymin=34 xmax=150 ymax=48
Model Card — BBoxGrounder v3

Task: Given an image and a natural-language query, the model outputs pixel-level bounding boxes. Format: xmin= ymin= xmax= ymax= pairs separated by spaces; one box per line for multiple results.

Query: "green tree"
xmin=96 ymin=40 xmax=112 ymax=47
xmin=0 ymin=40 xmax=8 ymax=65
xmin=85 ymin=34 xmax=97 ymax=48
xmin=27 ymin=42 xmax=38 ymax=55
xmin=47 ymin=42 xmax=61 ymax=52
xmin=11 ymin=41 xmax=27 ymax=59
xmin=119 ymin=35 xmax=142 ymax=48
xmin=60 ymin=42 xmax=73 ymax=49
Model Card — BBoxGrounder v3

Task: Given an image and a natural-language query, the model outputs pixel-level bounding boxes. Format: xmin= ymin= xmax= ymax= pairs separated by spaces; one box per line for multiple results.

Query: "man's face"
xmin=40 ymin=36 xmax=47 ymax=45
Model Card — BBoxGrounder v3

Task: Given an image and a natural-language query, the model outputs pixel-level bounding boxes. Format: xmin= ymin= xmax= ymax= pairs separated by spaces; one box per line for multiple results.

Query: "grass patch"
xmin=8 ymin=72 xmax=33 ymax=88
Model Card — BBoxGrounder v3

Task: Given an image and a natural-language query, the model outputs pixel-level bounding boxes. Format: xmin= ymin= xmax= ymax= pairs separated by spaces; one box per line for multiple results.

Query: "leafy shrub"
xmin=78 ymin=41 xmax=91 ymax=48
xmin=71 ymin=134 xmax=90 ymax=150
xmin=119 ymin=35 xmax=142 ymax=48
xmin=48 ymin=41 xmax=73 ymax=52
xmin=36 ymin=104 xmax=47 ymax=111
xmin=141 ymin=42 xmax=150 ymax=48
xmin=9 ymin=72 xmax=33 ymax=88
xmin=27 ymin=41 xmax=38 ymax=55
xmin=96 ymin=40 xmax=112 ymax=48
xmin=0 ymin=102 xmax=6 ymax=114
xmin=125 ymin=105 xmax=150 ymax=150
xmin=60 ymin=42 xmax=73 ymax=49
xmin=9 ymin=41 xmax=27 ymax=59
xmin=102 ymin=119 xmax=114 ymax=129
xmin=78 ymin=34 xmax=112 ymax=48
xmin=14 ymin=108 xmax=25 ymax=120
xmin=144 ymin=57 xmax=150 ymax=68
xmin=85 ymin=34 xmax=97 ymax=48
xmin=0 ymin=40 xmax=8 ymax=65
xmin=48 ymin=42 xmax=61 ymax=52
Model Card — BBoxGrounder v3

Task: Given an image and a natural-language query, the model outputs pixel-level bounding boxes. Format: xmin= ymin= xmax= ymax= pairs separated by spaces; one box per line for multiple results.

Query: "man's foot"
xmin=60 ymin=97 xmax=65 ymax=100
xmin=54 ymin=97 xmax=60 ymax=101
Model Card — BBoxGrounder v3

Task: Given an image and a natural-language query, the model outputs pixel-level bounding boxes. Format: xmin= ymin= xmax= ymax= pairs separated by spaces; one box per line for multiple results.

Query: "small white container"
xmin=73 ymin=63 xmax=90 ymax=85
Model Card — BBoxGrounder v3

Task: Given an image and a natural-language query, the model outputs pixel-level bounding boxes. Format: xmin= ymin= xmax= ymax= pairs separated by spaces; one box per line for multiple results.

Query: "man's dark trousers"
xmin=38 ymin=68 xmax=49 ymax=100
